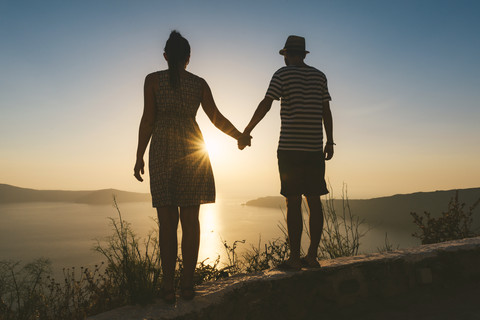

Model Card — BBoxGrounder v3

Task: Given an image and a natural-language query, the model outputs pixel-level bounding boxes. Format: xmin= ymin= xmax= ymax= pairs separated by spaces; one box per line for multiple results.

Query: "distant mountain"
xmin=74 ymin=189 xmax=151 ymax=205
xmin=246 ymin=188 xmax=480 ymax=231
xmin=0 ymin=184 xmax=151 ymax=205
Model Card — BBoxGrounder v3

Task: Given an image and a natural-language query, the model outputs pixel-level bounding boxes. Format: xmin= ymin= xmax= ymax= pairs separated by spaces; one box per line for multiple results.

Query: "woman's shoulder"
xmin=184 ymin=71 xmax=207 ymax=90
xmin=146 ymin=70 xmax=168 ymax=79
xmin=144 ymin=70 xmax=159 ymax=80
xmin=144 ymin=70 xmax=169 ymax=87
xmin=184 ymin=71 xmax=205 ymax=82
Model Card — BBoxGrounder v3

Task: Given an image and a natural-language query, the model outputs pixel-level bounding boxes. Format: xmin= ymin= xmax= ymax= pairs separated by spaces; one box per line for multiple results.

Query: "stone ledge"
xmin=88 ymin=236 xmax=480 ymax=320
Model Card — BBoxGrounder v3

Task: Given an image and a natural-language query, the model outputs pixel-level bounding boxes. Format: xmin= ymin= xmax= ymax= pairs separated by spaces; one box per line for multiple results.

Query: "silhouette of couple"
xmin=134 ymin=31 xmax=334 ymax=304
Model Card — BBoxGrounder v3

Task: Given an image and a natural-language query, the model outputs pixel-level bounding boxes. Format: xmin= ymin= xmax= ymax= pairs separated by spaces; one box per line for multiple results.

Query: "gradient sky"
xmin=1 ymin=0 xmax=479 ymax=199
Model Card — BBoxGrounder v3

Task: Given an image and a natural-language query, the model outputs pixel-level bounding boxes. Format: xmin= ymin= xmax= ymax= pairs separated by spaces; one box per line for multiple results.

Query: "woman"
xmin=134 ymin=31 xmax=248 ymax=304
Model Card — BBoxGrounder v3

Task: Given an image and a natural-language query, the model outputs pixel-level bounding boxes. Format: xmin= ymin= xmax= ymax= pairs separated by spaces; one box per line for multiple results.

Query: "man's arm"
xmin=239 ymin=97 xmax=274 ymax=149
xmin=322 ymin=100 xmax=334 ymax=160
xmin=244 ymin=97 xmax=274 ymax=135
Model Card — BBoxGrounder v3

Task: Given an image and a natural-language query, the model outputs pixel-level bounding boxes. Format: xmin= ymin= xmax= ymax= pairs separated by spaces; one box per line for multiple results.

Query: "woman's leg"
xmin=179 ymin=205 xmax=200 ymax=289
xmin=157 ymin=206 xmax=179 ymax=292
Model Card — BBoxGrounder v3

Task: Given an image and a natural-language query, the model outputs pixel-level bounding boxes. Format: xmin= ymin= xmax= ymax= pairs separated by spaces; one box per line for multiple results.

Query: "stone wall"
xmin=88 ymin=237 xmax=480 ymax=320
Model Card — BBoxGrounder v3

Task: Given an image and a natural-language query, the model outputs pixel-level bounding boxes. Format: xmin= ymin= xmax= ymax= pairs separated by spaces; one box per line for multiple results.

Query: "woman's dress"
xmin=149 ymin=70 xmax=215 ymax=207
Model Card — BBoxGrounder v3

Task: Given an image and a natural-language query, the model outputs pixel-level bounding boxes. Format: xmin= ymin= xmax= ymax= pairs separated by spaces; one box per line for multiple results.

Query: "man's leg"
xmin=286 ymin=195 xmax=303 ymax=268
xmin=305 ymin=196 xmax=324 ymax=263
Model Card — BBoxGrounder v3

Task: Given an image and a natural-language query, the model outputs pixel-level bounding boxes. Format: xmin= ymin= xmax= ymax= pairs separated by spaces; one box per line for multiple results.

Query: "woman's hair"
xmin=164 ymin=30 xmax=190 ymax=89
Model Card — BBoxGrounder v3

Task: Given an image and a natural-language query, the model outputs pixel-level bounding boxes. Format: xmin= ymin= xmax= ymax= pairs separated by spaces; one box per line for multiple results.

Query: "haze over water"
xmin=0 ymin=196 xmax=422 ymax=280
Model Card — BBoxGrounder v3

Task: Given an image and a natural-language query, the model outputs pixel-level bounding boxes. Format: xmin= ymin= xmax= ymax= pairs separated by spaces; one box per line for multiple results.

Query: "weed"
xmin=377 ymin=233 xmax=399 ymax=253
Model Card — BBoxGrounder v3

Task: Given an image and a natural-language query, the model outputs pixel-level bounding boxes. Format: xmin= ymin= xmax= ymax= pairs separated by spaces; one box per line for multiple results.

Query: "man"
xmin=240 ymin=35 xmax=334 ymax=270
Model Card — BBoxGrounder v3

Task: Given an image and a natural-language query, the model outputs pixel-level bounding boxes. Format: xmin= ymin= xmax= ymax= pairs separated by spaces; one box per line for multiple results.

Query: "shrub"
xmin=243 ymin=237 xmax=290 ymax=273
xmin=0 ymin=258 xmax=52 ymax=320
xmin=191 ymin=257 xmax=230 ymax=284
xmin=411 ymin=190 xmax=480 ymax=244
xmin=319 ymin=184 xmax=367 ymax=258
xmin=0 ymin=258 xmax=113 ymax=320
xmin=93 ymin=197 xmax=162 ymax=305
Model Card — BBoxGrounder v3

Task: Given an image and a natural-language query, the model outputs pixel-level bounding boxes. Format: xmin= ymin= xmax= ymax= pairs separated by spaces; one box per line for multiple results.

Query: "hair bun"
xmin=164 ymin=30 xmax=190 ymax=89
xmin=169 ymin=30 xmax=183 ymax=39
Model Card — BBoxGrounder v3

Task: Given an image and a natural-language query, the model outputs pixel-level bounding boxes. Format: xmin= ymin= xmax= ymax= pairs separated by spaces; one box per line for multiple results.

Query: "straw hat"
xmin=279 ymin=35 xmax=310 ymax=55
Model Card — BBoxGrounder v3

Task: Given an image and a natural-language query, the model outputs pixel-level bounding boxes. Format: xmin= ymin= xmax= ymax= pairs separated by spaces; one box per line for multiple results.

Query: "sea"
xmin=0 ymin=197 xmax=419 ymax=280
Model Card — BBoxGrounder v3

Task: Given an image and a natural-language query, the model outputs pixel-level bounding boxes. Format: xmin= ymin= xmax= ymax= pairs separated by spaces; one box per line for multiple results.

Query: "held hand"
xmin=134 ymin=158 xmax=145 ymax=182
xmin=324 ymin=143 xmax=334 ymax=160
xmin=237 ymin=133 xmax=252 ymax=150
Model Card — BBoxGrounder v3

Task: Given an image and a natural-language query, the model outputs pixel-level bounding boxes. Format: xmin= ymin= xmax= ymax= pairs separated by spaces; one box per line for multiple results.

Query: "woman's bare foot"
xmin=300 ymin=256 xmax=321 ymax=268
xmin=276 ymin=258 xmax=302 ymax=271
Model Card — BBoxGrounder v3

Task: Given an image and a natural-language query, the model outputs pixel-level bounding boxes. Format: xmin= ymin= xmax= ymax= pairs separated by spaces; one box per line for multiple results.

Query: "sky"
xmin=1 ymin=0 xmax=479 ymax=199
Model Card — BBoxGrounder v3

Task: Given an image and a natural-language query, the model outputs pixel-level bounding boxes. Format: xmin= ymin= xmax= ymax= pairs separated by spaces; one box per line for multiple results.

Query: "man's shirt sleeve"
xmin=265 ymin=71 xmax=282 ymax=100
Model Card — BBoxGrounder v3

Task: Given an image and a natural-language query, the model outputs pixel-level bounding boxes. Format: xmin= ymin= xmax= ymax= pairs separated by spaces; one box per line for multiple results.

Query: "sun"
xmin=204 ymin=139 xmax=222 ymax=159
xmin=200 ymin=127 xmax=232 ymax=163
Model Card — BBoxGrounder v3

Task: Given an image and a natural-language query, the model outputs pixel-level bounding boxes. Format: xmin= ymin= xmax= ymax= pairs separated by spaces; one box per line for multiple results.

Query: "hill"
xmin=246 ymin=188 xmax=480 ymax=230
xmin=0 ymin=184 xmax=151 ymax=205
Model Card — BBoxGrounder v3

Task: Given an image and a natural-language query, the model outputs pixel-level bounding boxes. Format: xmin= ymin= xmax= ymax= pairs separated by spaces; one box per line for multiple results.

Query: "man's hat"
xmin=279 ymin=35 xmax=310 ymax=55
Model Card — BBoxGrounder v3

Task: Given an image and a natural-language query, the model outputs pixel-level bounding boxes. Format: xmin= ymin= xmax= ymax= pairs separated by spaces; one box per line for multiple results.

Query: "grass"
xmin=0 ymin=189 xmax=367 ymax=319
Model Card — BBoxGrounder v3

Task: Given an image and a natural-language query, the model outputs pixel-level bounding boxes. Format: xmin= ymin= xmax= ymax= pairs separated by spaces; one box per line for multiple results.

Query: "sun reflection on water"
xmin=198 ymin=203 xmax=224 ymax=265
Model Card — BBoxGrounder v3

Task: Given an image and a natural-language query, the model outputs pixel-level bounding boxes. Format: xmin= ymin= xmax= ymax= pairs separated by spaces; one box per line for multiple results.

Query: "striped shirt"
xmin=266 ymin=65 xmax=331 ymax=152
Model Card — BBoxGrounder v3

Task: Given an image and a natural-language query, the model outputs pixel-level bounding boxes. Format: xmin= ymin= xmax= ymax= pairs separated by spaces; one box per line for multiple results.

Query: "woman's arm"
xmin=200 ymin=79 xmax=244 ymax=141
xmin=134 ymin=73 xmax=156 ymax=182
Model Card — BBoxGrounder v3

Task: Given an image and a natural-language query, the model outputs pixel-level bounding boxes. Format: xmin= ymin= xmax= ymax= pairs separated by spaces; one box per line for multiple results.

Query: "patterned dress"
xmin=149 ymin=70 xmax=215 ymax=207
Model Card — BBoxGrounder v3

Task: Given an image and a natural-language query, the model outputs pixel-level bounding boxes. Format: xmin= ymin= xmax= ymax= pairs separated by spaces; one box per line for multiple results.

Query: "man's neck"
xmin=286 ymin=59 xmax=307 ymax=67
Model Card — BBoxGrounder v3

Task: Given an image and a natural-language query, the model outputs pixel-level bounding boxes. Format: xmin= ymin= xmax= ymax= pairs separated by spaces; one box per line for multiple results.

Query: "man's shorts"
xmin=277 ymin=150 xmax=329 ymax=197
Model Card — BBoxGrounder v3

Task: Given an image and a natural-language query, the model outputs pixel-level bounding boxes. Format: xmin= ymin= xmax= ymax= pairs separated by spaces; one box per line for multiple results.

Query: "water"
xmin=0 ymin=198 xmax=419 ymax=279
